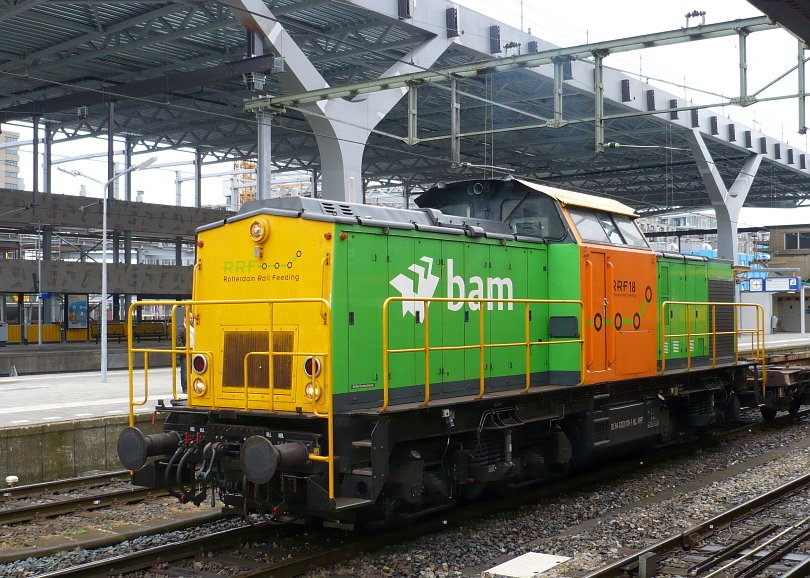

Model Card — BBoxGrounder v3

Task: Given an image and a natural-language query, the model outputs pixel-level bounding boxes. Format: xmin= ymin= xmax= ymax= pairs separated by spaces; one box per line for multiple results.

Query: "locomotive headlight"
xmin=249 ymin=218 xmax=269 ymax=242
xmin=304 ymin=381 xmax=321 ymax=401
xmin=192 ymin=378 xmax=207 ymax=395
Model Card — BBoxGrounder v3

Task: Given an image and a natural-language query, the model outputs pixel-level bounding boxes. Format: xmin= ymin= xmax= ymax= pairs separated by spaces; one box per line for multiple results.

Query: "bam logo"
xmin=447 ymin=259 xmax=513 ymax=311
xmin=389 ymin=256 xmax=515 ymax=318
xmin=389 ymin=256 xmax=441 ymax=318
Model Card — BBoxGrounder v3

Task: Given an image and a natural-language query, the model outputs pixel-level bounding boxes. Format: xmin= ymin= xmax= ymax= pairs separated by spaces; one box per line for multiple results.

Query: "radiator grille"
xmin=708 ymin=279 xmax=735 ymax=359
xmin=222 ymin=331 xmax=294 ymax=389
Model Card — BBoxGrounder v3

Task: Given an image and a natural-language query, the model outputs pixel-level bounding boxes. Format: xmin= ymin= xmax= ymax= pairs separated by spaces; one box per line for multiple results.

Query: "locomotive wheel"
xmin=760 ymin=407 xmax=778 ymax=421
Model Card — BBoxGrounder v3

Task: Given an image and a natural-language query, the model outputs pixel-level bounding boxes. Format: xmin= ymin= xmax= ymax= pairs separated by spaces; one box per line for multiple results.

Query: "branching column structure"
xmin=229 ymin=0 xmax=452 ymax=202
xmin=684 ymin=129 xmax=762 ymax=264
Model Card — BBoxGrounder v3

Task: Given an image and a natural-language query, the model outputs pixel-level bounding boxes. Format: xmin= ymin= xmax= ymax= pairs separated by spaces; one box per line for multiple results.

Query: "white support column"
xmin=195 ymin=149 xmax=203 ymax=207
xmin=450 ymin=78 xmax=460 ymax=165
xmin=175 ymin=171 xmax=182 ymax=206
xmin=738 ymin=29 xmax=749 ymax=105
xmin=552 ymin=59 xmax=564 ymax=127
xmin=684 ymin=129 xmax=762 ymax=264
xmin=43 ymin=127 xmax=52 ymax=194
xmin=228 ymin=0 xmax=452 ymax=202
xmin=801 ymin=285 xmax=806 ymax=335
xmin=257 ymin=109 xmax=273 ymax=199
xmin=125 ymin=137 xmax=133 ymax=201
xmin=800 ymin=40 xmax=806 ymax=135
xmin=407 ymin=83 xmax=418 ymax=146
xmin=593 ymin=51 xmax=605 ymax=154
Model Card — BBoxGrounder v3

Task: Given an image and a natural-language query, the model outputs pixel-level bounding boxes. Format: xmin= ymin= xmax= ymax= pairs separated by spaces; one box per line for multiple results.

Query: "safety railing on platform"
xmin=127 ymin=297 xmax=337 ymax=502
xmin=382 ymin=297 xmax=585 ymax=412
xmin=659 ymin=301 xmax=766 ymax=393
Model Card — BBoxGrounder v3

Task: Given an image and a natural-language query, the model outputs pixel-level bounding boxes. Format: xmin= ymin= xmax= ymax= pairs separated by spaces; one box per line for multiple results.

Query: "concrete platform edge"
xmin=0 ymin=413 xmax=166 ymax=487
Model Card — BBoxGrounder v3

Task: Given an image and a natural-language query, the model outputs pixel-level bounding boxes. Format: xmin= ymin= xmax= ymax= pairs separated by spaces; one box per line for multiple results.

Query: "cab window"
xmin=568 ymin=207 xmax=609 ymax=243
xmin=568 ymin=207 xmax=648 ymax=247
xmin=502 ymin=196 xmax=566 ymax=239
xmin=613 ymin=214 xmax=648 ymax=248
xmin=439 ymin=201 xmax=473 ymax=218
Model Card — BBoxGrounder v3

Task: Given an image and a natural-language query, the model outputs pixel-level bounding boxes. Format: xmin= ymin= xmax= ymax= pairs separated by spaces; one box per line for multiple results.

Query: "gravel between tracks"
xmin=0 ymin=417 xmax=808 ymax=577
xmin=309 ymin=418 xmax=810 ymax=578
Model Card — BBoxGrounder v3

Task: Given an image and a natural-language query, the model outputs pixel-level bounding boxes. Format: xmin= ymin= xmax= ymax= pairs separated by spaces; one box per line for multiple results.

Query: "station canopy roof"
xmin=746 ymin=0 xmax=810 ymax=45
xmin=0 ymin=0 xmax=809 ymax=214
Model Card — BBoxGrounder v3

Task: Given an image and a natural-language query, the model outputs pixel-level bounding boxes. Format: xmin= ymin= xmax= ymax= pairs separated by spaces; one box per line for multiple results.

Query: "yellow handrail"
xmin=585 ymin=259 xmax=593 ymax=367
xmin=659 ymin=301 xmax=766 ymax=394
xmin=606 ymin=261 xmax=616 ymax=366
xmin=127 ymin=297 xmax=337 ymax=501
xmin=382 ymin=297 xmax=585 ymax=412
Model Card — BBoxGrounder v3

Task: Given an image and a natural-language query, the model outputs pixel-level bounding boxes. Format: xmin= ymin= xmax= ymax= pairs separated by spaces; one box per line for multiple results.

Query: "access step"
xmin=334 ymin=497 xmax=373 ymax=511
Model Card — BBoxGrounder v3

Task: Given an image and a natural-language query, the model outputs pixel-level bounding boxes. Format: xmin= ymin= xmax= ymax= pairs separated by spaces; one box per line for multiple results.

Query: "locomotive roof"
xmin=515 ymin=180 xmax=638 ymax=218
xmin=200 ymin=195 xmax=546 ymax=243
xmin=416 ymin=178 xmax=638 ymax=218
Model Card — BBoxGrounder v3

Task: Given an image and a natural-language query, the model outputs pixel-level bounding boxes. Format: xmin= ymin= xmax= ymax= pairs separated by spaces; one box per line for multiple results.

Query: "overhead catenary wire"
xmin=0 ymin=0 xmax=803 ymax=227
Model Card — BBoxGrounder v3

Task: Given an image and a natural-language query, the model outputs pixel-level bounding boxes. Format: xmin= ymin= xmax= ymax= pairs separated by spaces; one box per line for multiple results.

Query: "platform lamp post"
xmin=58 ymin=157 xmax=156 ymax=382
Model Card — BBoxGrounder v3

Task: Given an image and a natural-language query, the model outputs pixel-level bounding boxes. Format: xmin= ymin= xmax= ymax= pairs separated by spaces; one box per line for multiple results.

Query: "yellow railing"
xmin=659 ymin=301 xmax=766 ymax=393
xmin=382 ymin=297 xmax=585 ymax=412
xmin=127 ymin=298 xmax=337 ymax=501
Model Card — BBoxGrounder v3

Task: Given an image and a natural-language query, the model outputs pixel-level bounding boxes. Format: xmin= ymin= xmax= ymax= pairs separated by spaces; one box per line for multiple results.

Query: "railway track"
xmin=581 ymin=472 xmax=810 ymax=578
xmin=0 ymin=470 xmax=130 ymax=500
xmin=0 ymin=470 xmax=166 ymax=525
xmin=25 ymin=409 xmax=809 ymax=578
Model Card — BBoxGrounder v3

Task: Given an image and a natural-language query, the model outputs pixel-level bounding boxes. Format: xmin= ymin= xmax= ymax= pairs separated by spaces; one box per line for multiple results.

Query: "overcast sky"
xmin=3 ymin=0 xmax=808 ymax=226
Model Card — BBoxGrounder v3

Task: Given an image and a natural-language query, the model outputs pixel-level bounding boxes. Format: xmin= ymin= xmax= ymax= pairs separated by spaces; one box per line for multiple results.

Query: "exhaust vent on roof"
xmin=321 ymin=202 xmax=355 ymax=217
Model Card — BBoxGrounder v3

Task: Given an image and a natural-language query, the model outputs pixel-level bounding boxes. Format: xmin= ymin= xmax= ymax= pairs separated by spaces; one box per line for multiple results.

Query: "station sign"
xmin=748 ymin=276 xmax=801 ymax=292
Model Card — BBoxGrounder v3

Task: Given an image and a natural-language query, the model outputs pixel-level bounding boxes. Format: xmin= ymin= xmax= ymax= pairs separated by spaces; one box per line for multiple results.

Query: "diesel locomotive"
xmin=118 ymin=178 xmax=767 ymax=526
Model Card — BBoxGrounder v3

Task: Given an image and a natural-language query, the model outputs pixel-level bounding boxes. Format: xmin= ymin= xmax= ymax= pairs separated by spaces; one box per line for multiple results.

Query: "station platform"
xmin=0 ymin=331 xmax=807 ymax=429
xmin=0 ymin=341 xmax=172 ymax=377
xmin=0 ymin=367 xmax=181 ymax=428
xmin=749 ymin=332 xmax=810 ymax=353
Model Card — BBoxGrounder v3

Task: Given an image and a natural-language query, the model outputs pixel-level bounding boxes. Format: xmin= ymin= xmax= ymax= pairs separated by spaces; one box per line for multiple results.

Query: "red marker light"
xmin=304 ymin=356 xmax=321 ymax=378
xmin=192 ymin=354 xmax=208 ymax=374
xmin=196 ymin=240 xmax=204 ymax=248
xmin=324 ymin=232 xmax=332 ymax=240
xmin=340 ymin=232 xmax=348 ymax=241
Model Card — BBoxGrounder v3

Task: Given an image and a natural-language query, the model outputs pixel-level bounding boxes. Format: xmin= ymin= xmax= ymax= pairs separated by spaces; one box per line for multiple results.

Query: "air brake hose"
xmin=177 ymin=443 xmax=209 ymax=506
xmin=196 ymin=443 xmax=218 ymax=482
xmin=177 ymin=443 xmax=199 ymax=504
xmin=164 ymin=445 xmax=185 ymax=499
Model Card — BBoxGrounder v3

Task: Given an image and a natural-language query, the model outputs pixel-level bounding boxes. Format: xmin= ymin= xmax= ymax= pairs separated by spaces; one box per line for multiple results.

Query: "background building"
xmin=0 ymin=131 xmax=20 ymax=190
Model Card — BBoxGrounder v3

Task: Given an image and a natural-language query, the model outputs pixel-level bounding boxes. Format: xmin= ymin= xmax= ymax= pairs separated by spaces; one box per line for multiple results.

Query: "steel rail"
xmin=0 ymin=486 xmax=166 ymax=526
xmin=234 ymin=410 xmax=810 ymax=578
xmin=580 ymin=470 xmax=810 ymax=578
xmin=0 ymin=470 xmax=129 ymax=500
xmin=17 ymin=409 xmax=809 ymax=577
xmin=34 ymin=526 xmax=258 ymax=578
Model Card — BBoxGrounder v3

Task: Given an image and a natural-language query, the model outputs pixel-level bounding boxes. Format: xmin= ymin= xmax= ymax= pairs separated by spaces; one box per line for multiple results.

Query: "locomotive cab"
xmin=418 ymin=178 xmax=659 ymax=385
